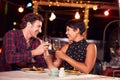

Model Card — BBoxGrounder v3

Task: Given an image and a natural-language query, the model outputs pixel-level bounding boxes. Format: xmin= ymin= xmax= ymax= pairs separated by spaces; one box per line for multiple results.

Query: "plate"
xmin=65 ymin=70 xmax=81 ymax=75
xmin=21 ymin=68 xmax=46 ymax=73
xmin=111 ymin=66 xmax=120 ymax=68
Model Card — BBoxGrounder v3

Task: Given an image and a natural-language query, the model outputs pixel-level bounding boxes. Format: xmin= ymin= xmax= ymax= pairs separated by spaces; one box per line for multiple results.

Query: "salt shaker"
xmin=59 ymin=67 xmax=65 ymax=77
xmin=49 ymin=68 xmax=59 ymax=77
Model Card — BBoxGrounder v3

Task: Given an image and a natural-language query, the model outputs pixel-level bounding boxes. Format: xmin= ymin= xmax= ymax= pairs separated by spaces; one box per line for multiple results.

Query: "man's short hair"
xmin=20 ymin=13 xmax=44 ymax=29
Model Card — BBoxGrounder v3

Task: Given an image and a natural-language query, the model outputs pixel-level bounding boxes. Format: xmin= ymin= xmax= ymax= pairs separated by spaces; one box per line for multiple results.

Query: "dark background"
xmin=0 ymin=0 xmax=119 ymax=46
xmin=0 ymin=0 xmax=118 ymax=38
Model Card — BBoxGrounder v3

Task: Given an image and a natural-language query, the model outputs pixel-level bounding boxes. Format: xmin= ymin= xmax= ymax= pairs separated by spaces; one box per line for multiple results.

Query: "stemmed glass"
xmin=43 ymin=35 xmax=50 ymax=42
xmin=42 ymin=35 xmax=52 ymax=50
xmin=52 ymin=39 xmax=61 ymax=51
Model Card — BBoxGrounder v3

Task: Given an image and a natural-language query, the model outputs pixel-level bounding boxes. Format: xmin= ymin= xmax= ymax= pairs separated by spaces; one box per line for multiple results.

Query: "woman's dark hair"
xmin=20 ymin=13 xmax=44 ymax=29
xmin=66 ymin=19 xmax=85 ymax=35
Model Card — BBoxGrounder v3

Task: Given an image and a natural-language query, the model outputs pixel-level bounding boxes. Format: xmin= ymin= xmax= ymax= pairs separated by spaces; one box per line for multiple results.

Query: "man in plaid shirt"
xmin=0 ymin=13 xmax=49 ymax=71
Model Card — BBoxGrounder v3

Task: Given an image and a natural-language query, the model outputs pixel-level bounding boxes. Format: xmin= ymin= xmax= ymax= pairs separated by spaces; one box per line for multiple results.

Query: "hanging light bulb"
xmin=93 ymin=6 xmax=98 ymax=11
xmin=49 ymin=12 xmax=56 ymax=21
xmin=18 ymin=6 xmax=24 ymax=13
xmin=104 ymin=9 xmax=110 ymax=16
xmin=51 ymin=12 xmax=56 ymax=19
xmin=75 ymin=11 xmax=80 ymax=19
xmin=27 ymin=2 xmax=32 ymax=7
xmin=49 ymin=17 xmax=53 ymax=21
xmin=13 ymin=21 xmax=17 ymax=26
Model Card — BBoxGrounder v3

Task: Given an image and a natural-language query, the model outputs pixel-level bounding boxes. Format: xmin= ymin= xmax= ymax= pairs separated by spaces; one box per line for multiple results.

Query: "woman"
xmin=103 ymin=46 xmax=120 ymax=76
xmin=45 ymin=19 xmax=97 ymax=74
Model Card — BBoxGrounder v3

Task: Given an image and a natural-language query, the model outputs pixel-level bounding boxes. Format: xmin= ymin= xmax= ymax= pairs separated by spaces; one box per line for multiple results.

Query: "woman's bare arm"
xmin=59 ymin=43 xmax=97 ymax=74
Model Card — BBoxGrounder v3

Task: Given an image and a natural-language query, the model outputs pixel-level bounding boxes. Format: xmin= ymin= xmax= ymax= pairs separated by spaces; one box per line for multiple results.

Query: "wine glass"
xmin=52 ymin=39 xmax=61 ymax=51
xmin=42 ymin=35 xmax=52 ymax=50
xmin=43 ymin=35 xmax=50 ymax=42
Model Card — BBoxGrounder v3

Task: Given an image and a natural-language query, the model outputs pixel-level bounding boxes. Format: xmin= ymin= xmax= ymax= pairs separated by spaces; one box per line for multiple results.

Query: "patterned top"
xmin=63 ymin=39 xmax=88 ymax=70
xmin=0 ymin=30 xmax=47 ymax=71
xmin=109 ymin=56 xmax=120 ymax=66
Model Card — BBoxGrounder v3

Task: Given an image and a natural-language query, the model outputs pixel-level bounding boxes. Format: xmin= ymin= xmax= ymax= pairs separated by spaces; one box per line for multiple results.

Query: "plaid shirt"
xmin=0 ymin=30 xmax=47 ymax=71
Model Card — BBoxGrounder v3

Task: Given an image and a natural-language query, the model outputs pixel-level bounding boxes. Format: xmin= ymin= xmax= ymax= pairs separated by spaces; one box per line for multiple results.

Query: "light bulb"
xmin=18 ymin=6 xmax=24 ymax=13
xmin=0 ymin=48 xmax=2 ymax=53
xmin=51 ymin=12 xmax=56 ymax=20
xmin=27 ymin=2 xmax=32 ymax=7
xmin=93 ymin=6 xmax=98 ymax=11
xmin=75 ymin=11 xmax=80 ymax=19
xmin=13 ymin=22 xmax=17 ymax=26
xmin=104 ymin=10 xmax=110 ymax=16
xmin=49 ymin=12 xmax=56 ymax=21
xmin=49 ymin=17 xmax=54 ymax=21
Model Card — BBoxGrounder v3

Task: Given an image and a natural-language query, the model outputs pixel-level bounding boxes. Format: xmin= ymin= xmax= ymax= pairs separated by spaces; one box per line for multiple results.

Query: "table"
xmin=0 ymin=70 xmax=120 ymax=80
xmin=103 ymin=67 xmax=120 ymax=77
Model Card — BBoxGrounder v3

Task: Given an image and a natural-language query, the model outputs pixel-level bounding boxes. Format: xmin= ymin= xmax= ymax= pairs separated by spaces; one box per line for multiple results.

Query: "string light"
xmin=13 ymin=22 xmax=17 ymax=26
xmin=18 ymin=6 xmax=24 ymax=13
xmin=0 ymin=48 xmax=2 ymax=53
xmin=104 ymin=9 xmax=110 ymax=16
xmin=93 ymin=6 xmax=98 ymax=11
xmin=75 ymin=11 xmax=80 ymax=19
xmin=27 ymin=2 xmax=32 ymax=7
xmin=13 ymin=28 xmax=16 ymax=30
xmin=3 ymin=0 xmax=33 ymax=14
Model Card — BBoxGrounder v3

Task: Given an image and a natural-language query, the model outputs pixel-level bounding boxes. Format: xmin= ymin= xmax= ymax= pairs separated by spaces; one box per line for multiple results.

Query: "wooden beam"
xmin=32 ymin=0 xmax=98 ymax=38
xmin=34 ymin=1 xmax=97 ymax=8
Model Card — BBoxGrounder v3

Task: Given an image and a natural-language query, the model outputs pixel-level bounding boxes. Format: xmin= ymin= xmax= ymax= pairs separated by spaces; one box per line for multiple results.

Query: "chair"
xmin=113 ymin=69 xmax=120 ymax=77
xmin=92 ymin=59 xmax=103 ymax=75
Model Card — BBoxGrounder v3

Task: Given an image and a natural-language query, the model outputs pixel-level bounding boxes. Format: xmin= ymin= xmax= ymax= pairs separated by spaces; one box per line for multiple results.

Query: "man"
xmin=0 ymin=13 xmax=49 ymax=71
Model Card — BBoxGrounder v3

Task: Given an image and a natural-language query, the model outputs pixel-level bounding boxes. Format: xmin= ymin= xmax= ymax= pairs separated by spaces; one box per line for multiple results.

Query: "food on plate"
xmin=65 ymin=70 xmax=80 ymax=75
xmin=21 ymin=66 xmax=44 ymax=72
xmin=29 ymin=66 xmax=44 ymax=71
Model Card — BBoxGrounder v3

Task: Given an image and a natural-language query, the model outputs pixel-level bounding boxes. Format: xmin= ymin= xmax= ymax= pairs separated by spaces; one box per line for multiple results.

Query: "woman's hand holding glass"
xmin=42 ymin=36 xmax=62 ymax=56
xmin=52 ymin=39 xmax=61 ymax=51
xmin=55 ymin=50 xmax=66 ymax=60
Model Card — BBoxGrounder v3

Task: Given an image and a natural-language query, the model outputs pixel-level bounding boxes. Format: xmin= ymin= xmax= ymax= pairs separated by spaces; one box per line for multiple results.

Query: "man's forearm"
xmin=44 ymin=55 xmax=55 ymax=69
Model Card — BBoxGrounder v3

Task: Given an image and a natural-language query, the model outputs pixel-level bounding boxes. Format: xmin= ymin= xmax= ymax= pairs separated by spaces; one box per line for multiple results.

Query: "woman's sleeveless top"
xmin=63 ymin=39 xmax=88 ymax=70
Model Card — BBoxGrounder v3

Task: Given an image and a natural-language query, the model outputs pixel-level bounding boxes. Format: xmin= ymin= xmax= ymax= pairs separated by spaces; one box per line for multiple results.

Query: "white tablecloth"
xmin=0 ymin=71 xmax=120 ymax=80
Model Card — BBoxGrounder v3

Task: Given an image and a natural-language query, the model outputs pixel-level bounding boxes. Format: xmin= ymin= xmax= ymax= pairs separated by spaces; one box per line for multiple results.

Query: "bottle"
xmin=102 ymin=62 xmax=106 ymax=71
xmin=59 ymin=67 xmax=65 ymax=77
